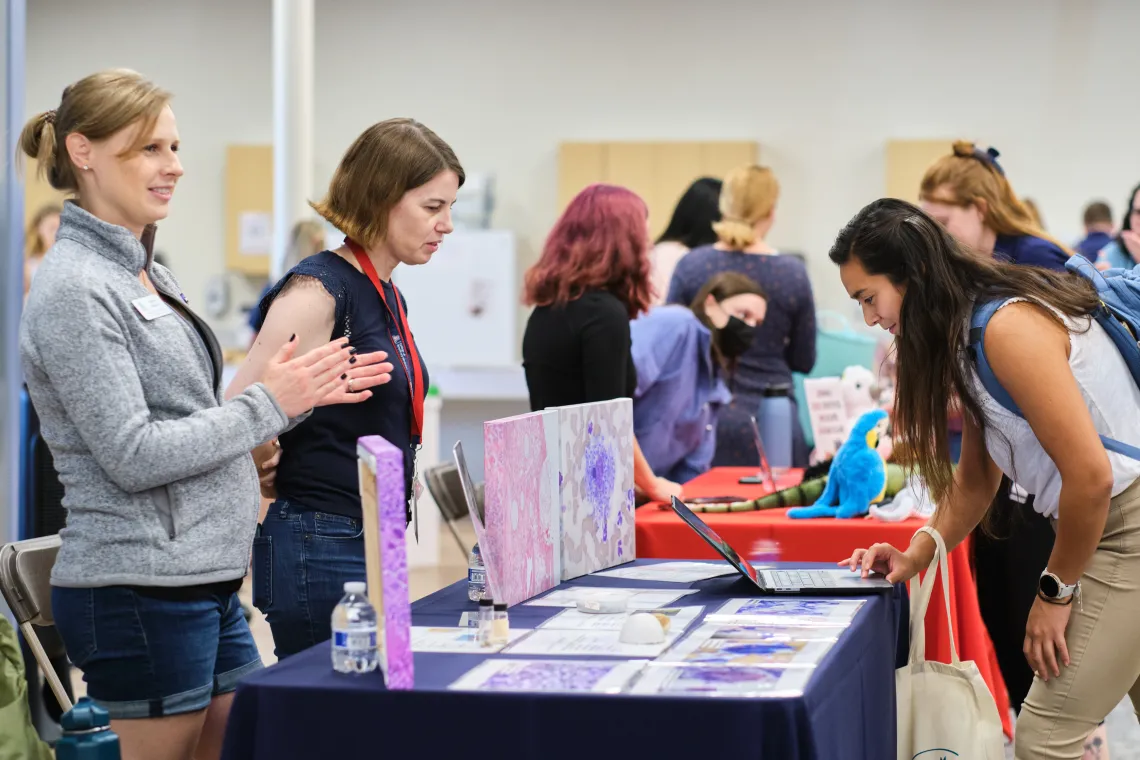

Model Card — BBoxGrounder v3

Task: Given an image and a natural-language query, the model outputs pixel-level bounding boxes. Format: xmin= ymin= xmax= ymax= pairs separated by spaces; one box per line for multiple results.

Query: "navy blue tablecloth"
xmin=222 ymin=561 xmax=902 ymax=760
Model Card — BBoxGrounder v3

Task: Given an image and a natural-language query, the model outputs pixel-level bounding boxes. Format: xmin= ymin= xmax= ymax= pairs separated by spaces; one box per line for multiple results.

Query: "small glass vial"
xmin=477 ymin=598 xmax=495 ymax=646
xmin=491 ymin=602 xmax=509 ymax=646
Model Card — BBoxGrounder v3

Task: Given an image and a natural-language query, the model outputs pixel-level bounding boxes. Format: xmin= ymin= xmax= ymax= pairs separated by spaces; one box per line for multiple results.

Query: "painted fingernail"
xmin=289 ymin=333 xmax=296 ymax=342
xmin=349 ymin=347 xmax=357 ymax=354
xmin=340 ymin=341 xmax=349 ymax=349
xmin=349 ymin=356 xmax=357 ymax=364
xmin=341 ymin=373 xmax=347 ymax=380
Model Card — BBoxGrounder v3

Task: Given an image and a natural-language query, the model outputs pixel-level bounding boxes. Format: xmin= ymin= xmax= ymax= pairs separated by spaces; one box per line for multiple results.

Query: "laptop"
xmin=453 ymin=441 xmax=499 ymax=598
xmin=738 ymin=414 xmax=776 ymax=486
xmin=668 ymin=496 xmax=893 ymax=595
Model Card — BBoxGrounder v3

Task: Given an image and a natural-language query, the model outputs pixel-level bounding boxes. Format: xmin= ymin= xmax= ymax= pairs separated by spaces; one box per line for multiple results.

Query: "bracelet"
xmin=1038 ymin=589 xmax=1075 ymax=606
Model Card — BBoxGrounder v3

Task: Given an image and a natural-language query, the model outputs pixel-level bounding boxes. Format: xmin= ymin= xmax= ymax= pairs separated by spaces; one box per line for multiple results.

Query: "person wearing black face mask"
xmin=629 ymin=272 xmax=767 ymax=483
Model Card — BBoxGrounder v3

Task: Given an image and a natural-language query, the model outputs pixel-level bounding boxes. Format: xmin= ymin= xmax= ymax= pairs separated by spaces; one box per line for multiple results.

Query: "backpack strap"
xmin=968 ymin=299 xmax=1023 ymax=417
xmin=969 ymin=296 xmax=1140 ymax=462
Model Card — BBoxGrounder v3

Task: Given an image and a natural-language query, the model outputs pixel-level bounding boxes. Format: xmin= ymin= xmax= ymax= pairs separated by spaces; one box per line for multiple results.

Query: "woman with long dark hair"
xmin=838 ymin=198 xmax=1140 ymax=759
xmin=648 ymin=177 xmax=722 ymax=304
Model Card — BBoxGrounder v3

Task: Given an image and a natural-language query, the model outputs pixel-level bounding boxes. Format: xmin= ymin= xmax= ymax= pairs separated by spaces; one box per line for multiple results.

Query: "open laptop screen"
xmin=669 ymin=496 xmax=761 ymax=587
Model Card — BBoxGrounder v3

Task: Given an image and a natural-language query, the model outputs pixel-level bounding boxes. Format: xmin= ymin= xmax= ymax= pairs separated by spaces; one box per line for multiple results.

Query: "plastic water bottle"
xmin=468 ymin=542 xmax=487 ymax=601
xmin=56 ymin=697 xmax=120 ymax=759
xmin=331 ymin=581 xmax=378 ymax=674
xmin=758 ymin=385 xmax=794 ymax=468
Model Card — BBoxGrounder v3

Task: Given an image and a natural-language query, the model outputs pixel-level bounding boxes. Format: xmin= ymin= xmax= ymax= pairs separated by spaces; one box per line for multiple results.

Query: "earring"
xmin=82 ymin=165 xmax=89 ymax=171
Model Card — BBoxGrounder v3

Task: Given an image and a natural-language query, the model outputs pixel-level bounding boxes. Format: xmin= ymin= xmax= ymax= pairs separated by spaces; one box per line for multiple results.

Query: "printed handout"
xmin=449 ymin=659 xmax=647 ymax=694
xmin=525 ymin=587 xmax=697 ymax=610
xmin=504 ymin=628 xmax=680 ymax=658
xmin=707 ymin=597 xmax=864 ymax=626
xmin=538 ymin=606 xmax=703 ymax=635
xmin=592 ymin=562 xmax=736 ymax=583
xmin=409 ymin=626 xmax=530 ymax=654
xmin=630 ymin=664 xmax=813 ymax=697
xmin=655 ymin=626 xmax=835 ymax=667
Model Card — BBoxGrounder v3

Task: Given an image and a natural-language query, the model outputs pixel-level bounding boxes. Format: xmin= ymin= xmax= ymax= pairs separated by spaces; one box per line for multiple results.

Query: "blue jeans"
xmin=252 ymin=500 xmax=366 ymax=659
xmin=52 ymin=586 xmax=261 ymax=719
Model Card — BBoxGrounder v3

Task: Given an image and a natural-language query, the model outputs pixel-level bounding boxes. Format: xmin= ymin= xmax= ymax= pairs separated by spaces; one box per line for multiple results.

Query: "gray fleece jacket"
xmin=20 ymin=201 xmax=289 ymax=588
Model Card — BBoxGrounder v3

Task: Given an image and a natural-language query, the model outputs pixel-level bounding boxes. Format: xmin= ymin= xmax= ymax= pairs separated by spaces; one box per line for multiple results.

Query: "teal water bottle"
xmin=56 ymin=697 xmax=120 ymax=759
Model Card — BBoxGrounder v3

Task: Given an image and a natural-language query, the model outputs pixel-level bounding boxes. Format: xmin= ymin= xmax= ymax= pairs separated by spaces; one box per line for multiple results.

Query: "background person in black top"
xmin=228 ymin=119 xmax=464 ymax=658
xmin=522 ymin=183 xmax=682 ymax=505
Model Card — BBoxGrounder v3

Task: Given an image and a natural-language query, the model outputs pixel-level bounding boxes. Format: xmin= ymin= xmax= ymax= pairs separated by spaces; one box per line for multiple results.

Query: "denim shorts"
xmin=253 ymin=500 xmax=366 ymax=659
xmin=52 ymin=585 xmax=263 ymax=719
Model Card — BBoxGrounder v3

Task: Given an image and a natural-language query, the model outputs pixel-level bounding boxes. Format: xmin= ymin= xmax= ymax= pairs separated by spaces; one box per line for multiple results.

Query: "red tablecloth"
xmin=638 ymin=467 xmax=1012 ymax=738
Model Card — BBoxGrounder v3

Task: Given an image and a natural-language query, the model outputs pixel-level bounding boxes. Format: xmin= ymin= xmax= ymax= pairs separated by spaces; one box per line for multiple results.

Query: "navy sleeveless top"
xmin=257 ymin=250 xmax=429 ymax=519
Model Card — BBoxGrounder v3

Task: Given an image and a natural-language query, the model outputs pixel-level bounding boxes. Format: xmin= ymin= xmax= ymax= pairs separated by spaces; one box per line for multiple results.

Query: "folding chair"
xmin=0 ymin=536 xmax=72 ymax=712
xmin=422 ymin=462 xmax=483 ymax=558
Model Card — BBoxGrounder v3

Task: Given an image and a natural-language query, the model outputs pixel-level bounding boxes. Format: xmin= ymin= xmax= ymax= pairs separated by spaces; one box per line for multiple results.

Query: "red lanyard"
xmin=345 ymin=238 xmax=424 ymax=443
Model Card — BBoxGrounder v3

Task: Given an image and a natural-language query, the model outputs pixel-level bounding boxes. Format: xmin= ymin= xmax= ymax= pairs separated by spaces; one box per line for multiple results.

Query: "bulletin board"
xmin=21 ymin=157 xmax=68 ymax=226
xmin=224 ymin=145 xmax=273 ymax=276
xmin=884 ymin=139 xmax=952 ymax=204
xmin=557 ymin=141 xmax=758 ymax=240
xmin=392 ymin=229 xmax=517 ymax=370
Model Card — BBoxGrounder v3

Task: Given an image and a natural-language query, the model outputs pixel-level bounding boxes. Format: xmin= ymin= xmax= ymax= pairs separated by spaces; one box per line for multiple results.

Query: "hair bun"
xmin=951 ymin=140 xmax=976 ymax=158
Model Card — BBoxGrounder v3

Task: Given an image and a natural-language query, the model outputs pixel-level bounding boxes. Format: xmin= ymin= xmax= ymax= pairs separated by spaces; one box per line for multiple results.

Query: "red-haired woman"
xmin=523 ymin=184 xmax=682 ymax=503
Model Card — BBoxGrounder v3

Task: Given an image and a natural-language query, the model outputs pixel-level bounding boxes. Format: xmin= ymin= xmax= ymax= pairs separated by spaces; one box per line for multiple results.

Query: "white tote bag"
xmin=897 ymin=526 xmax=1005 ymax=760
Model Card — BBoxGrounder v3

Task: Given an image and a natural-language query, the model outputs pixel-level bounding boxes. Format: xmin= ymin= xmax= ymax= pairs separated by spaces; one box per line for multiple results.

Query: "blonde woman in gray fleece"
xmin=18 ymin=70 xmax=391 ymax=760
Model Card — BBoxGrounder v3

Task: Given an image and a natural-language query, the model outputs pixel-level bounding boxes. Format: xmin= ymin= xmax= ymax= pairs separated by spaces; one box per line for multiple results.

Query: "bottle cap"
xmin=344 ymin=581 xmax=366 ymax=595
xmin=60 ymin=697 xmax=110 ymax=731
xmin=493 ymin=602 xmax=507 ymax=611
xmin=479 ymin=598 xmax=494 ymax=607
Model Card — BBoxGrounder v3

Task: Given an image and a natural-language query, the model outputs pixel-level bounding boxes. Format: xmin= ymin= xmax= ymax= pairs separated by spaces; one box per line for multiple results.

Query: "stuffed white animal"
xmin=869 ymin=475 xmax=935 ymax=522
xmin=839 ymin=366 xmax=893 ymax=459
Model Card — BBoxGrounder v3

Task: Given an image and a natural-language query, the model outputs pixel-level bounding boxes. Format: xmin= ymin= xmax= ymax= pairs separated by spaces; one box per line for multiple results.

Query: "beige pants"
xmin=1016 ymin=478 xmax=1140 ymax=759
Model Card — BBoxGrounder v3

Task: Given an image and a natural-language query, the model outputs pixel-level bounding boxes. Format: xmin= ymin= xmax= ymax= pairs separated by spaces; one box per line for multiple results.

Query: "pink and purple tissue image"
xmin=482 ymin=411 xmax=562 ymax=606
xmin=556 ymin=399 xmax=635 ymax=579
xmin=357 ymin=435 xmax=413 ymax=690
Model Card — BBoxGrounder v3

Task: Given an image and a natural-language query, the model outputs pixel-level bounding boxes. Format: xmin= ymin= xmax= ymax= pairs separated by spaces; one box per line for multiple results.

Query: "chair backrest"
xmin=422 ymin=463 xmax=484 ymax=523
xmin=0 ymin=535 xmax=61 ymax=628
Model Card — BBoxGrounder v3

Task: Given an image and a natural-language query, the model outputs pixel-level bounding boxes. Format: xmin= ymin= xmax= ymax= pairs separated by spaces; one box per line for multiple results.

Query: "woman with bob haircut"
xmin=229 ymin=118 xmax=462 ymax=658
xmin=522 ymin=183 xmax=683 ymax=503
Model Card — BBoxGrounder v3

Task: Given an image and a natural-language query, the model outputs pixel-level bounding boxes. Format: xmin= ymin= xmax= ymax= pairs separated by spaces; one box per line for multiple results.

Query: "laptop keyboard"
xmin=773 ymin=570 xmax=838 ymax=588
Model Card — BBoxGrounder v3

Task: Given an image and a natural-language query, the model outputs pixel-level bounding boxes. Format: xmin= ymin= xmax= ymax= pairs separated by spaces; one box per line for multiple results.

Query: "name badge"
xmin=132 ymin=294 xmax=174 ymax=321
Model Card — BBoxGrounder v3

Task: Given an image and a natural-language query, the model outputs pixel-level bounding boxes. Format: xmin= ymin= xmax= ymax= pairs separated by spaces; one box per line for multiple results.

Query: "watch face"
xmin=1040 ymin=574 xmax=1061 ymax=598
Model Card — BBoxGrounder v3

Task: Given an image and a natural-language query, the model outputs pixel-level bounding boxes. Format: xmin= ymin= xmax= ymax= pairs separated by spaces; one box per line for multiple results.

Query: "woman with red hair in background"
xmin=522 ymin=184 xmax=682 ymax=503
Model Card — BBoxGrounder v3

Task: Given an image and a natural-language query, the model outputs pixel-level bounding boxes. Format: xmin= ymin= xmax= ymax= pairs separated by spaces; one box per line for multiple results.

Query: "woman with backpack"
xmin=917 ymin=141 xmax=1081 ymax=733
xmin=837 ymin=198 xmax=1140 ymax=760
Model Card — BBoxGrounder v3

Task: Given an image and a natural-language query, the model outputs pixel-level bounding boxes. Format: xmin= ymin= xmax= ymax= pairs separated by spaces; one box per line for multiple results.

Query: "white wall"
xmin=26 ymin=0 xmax=273 ymax=344
xmin=27 ymin=0 xmax=1140 ymax=335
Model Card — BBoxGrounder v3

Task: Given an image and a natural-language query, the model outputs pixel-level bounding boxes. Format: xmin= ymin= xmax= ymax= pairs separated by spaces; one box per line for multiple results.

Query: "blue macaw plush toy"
xmin=788 ymin=408 xmax=889 ymax=519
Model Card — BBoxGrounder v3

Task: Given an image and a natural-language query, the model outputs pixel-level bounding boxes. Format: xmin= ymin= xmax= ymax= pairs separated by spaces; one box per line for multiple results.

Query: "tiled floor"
xmin=66 ymin=522 xmax=1140 ymax=757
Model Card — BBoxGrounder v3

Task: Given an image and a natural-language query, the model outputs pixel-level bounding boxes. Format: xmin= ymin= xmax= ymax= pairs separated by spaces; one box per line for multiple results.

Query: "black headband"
xmin=973 ymin=146 xmax=1005 ymax=177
